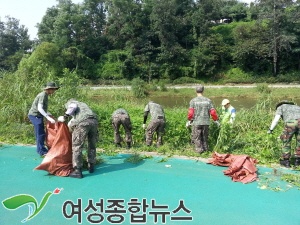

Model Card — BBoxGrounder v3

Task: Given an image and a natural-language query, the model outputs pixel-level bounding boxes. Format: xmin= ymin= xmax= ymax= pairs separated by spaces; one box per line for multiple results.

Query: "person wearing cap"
xmin=28 ymin=82 xmax=59 ymax=157
xmin=111 ymin=108 xmax=133 ymax=149
xmin=221 ymin=99 xmax=236 ymax=124
xmin=187 ymin=85 xmax=220 ymax=153
xmin=267 ymin=100 xmax=300 ymax=168
xmin=57 ymin=99 xmax=99 ymax=178
xmin=143 ymin=101 xmax=166 ymax=147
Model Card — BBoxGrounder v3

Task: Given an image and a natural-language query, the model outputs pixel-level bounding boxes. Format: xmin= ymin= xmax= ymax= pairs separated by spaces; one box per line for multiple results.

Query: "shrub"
xmin=224 ymin=68 xmax=254 ymax=83
xmin=256 ymin=83 xmax=271 ymax=94
xmin=131 ymin=78 xmax=148 ymax=98
xmin=172 ymin=77 xmax=200 ymax=85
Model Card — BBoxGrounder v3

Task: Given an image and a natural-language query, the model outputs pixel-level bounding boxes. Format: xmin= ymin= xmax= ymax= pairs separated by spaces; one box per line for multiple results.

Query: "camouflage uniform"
xmin=276 ymin=104 xmax=300 ymax=159
xmin=189 ymin=96 xmax=216 ymax=152
xmin=66 ymin=100 xmax=99 ymax=169
xmin=112 ymin=108 xmax=132 ymax=146
xmin=144 ymin=102 xmax=165 ymax=146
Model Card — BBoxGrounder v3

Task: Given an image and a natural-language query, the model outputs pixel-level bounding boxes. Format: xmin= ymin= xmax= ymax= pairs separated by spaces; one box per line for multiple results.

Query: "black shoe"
xmin=116 ymin=143 xmax=122 ymax=148
xmin=126 ymin=142 xmax=131 ymax=149
xmin=69 ymin=168 xmax=83 ymax=178
xmin=295 ymin=158 xmax=300 ymax=167
xmin=88 ymin=163 xmax=94 ymax=173
xmin=280 ymin=159 xmax=290 ymax=168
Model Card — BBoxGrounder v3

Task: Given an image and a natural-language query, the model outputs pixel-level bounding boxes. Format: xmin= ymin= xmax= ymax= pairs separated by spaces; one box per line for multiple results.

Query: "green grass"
xmin=0 ymin=70 xmax=300 ymax=167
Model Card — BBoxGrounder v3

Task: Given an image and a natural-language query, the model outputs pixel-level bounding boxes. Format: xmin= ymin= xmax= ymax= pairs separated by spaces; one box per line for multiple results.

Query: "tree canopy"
xmin=1 ymin=0 xmax=300 ymax=82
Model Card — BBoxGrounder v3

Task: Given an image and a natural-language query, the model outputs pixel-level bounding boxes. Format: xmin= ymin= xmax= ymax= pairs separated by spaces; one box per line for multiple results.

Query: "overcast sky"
xmin=0 ymin=0 xmax=253 ymax=40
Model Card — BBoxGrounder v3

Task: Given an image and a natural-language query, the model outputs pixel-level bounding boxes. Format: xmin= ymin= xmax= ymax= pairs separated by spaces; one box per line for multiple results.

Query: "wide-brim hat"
xmin=44 ymin=82 xmax=60 ymax=90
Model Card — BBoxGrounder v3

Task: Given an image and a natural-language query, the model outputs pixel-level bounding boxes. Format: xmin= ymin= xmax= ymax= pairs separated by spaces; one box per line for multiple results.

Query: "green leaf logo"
xmin=2 ymin=188 xmax=62 ymax=223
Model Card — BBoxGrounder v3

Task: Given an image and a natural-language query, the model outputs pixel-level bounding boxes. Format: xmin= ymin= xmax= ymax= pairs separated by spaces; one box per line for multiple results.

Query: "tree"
xmin=232 ymin=21 xmax=271 ymax=73
xmin=257 ymin=0 xmax=296 ymax=76
xmin=192 ymin=33 xmax=230 ymax=77
xmin=0 ymin=16 xmax=32 ymax=71
xmin=149 ymin=0 xmax=192 ymax=80
xmin=37 ymin=7 xmax=59 ymax=42
xmin=18 ymin=42 xmax=62 ymax=79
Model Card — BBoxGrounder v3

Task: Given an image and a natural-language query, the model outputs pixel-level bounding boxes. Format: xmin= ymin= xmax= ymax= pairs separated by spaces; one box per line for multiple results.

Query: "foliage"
xmin=2 ymin=81 xmax=300 ymax=170
xmin=224 ymin=68 xmax=253 ymax=83
xmin=255 ymin=83 xmax=271 ymax=94
xmin=0 ymin=16 xmax=32 ymax=71
xmin=3 ymin=0 xmax=300 ymax=82
xmin=17 ymin=42 xmax=62 ymax=79
xmin=0 ymin=68 xmax=81 ymax=125
xmin=257 ymin=0 xmax=299 ymax=76
xmin=124 ymin=153 xmax=146 ymax=164
xmin=131 ymin=78 xmax=148 ymax=98
xmin=172 ymin=77 xmax=201 ymax=85
xmin=258 ymin=168 xmax=300 ymax=192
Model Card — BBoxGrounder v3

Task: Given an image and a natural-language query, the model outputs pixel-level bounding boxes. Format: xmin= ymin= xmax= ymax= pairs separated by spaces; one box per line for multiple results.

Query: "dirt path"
xmin=89 ymin=83 xmax=300 ymax=90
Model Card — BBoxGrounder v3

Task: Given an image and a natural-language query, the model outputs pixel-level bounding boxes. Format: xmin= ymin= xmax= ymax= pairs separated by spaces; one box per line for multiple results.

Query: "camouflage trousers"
xmin=72 ymin=118 xmax=99 ymax=169
xmin=145 ymin=119 xmax=165 ymax=146
xmin=112 ymin=114 xmax=132 ymax=144
xmin=192 ymin=125 xmax=209 ymax=153
xmin=280 ymin=119 xmax=300 ymax=159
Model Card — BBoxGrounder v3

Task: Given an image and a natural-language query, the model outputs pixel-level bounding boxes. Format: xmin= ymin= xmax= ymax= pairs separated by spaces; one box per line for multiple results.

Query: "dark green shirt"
xmin=28 ymin=91 xmax=48 ymax=117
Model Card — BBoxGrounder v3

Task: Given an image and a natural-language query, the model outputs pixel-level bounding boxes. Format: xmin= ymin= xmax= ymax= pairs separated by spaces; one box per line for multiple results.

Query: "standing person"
xmin=111 ymin=108 xmax=133 ymax=149
xmin=187 ymin=85 xmax=220 ymax=154
xmin=58 ymin=99 xmax=99 ymax=179
xmin=143 ymin=101 xmax=166 ymax=147
xmin=267 ymin=101 xmax=300 ymax=168
xmin=221 ymin=99 xmax=236 ymax=124
xmin=28 ymin=82 xmax=59 ymax=157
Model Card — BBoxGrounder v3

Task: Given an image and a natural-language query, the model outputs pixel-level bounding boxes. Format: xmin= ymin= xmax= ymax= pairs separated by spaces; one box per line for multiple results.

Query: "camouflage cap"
xmin=275 ymin=100 xmax=295 ymax=110
xmin=196 ymin=85 xmax=204 ymax=93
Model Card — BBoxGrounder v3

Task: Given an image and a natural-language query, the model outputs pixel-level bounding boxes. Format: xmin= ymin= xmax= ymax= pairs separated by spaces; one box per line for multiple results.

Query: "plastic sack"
xmin=208 ymin=152 xmax=258 ymax=184
xmin=35 ymin=121 xmax=73 ymax=176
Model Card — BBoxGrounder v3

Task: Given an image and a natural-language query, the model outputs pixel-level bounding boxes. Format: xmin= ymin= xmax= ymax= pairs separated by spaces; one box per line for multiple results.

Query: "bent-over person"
xmin=58 ymin=99 xmax=98 ymax=178
xmin=143 ymin=101 xmax=166 ymax=147
xmin=112 ymin=108 xmax=132 ymax=149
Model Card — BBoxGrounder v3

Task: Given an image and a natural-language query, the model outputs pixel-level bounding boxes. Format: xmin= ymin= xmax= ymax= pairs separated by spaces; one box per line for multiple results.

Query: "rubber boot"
xmin=69 ymin=167 xmax=83 ymax=178
xmin=279 ymin=159 xmax=290 ymax=168
xmin=126 ymin=142 xmax=131 ymax=149
xmin=88 ymin=163 xmax=94 ymax=173
xmin=295 ymin=158 xmax=300 ymax=167
xmin=116 ymin=143 xmax=122 ymax=148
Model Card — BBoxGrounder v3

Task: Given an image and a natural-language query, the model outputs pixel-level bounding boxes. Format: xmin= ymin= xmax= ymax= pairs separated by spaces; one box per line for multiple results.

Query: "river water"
xmin=151 ymin=96 xmax=260 ymax=110
xmin=90 ymin=85 xmax=300 ymax=110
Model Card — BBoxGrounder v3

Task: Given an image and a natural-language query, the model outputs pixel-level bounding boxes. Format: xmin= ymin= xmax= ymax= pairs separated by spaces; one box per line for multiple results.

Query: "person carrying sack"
xmin=28 ymin=82 xmax=59 ymax=157
xmin=58 ymin=99 xmax=99 ymax=178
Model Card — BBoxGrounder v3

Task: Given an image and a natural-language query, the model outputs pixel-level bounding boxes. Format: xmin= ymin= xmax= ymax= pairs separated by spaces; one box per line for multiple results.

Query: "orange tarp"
xmin=208 ymin=152 xmax=258 ymax=184
xmin=35 ymin=122 xmax=73 ymax=176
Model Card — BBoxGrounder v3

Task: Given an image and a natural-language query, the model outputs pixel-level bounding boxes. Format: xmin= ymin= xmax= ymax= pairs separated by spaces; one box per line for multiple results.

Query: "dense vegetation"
xmin=0 ymin=70 xmax=299 ymax=168
xmin=1 ymin=0 xmax=300 ymax=189
xmin=1 ymin=0 xmax=300 ymax=83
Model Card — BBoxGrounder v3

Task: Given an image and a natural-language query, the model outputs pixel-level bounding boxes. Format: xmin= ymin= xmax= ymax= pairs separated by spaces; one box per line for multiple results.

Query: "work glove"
xmin=142 ymin=124 xmax=146 ymax=129
xmin=267 ymin=129 xmax=273 ymax=134
xmin=57 ymin=116 xmax=65 ymax=122
xmin=186 ymin=121 xmax=192 ymax=128
xmin=46 ymin=115 xmax=55 ymax=124
xmin=214 ymin=120 xmax=220 ymax=127
xmin=68 ymin=118 xmax=75 ymax=132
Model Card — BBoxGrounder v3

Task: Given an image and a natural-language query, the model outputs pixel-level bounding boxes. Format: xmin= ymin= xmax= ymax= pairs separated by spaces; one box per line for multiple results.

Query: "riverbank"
xmin=88 ymin=83 xmax=300 ymax=90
